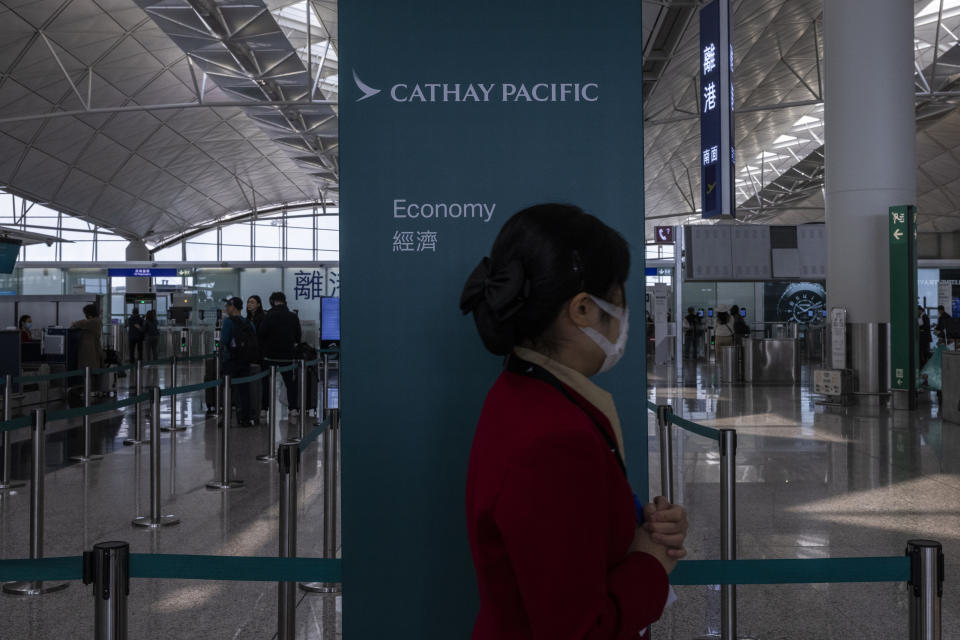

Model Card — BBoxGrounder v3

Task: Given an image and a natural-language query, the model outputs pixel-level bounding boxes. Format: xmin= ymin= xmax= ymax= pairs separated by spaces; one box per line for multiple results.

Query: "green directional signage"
xmin=889 ymin=205 xmax=917 ymax=403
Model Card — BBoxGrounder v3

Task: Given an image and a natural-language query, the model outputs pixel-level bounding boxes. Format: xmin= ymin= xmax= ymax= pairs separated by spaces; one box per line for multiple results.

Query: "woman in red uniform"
xmin=461 ymin=204 xmax=688 ymax=639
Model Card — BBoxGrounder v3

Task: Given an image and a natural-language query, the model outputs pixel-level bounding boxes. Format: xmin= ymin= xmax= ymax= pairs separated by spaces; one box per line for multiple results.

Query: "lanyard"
xmin=505 ymin=354 xmax=627 ymax=477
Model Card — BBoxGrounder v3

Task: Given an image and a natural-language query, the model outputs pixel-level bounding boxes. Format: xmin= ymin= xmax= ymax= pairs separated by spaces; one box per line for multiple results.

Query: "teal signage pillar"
xmin=889 ymin=205 xmax=917 ymax=409
xmin=340 ymin=2 xmax=647 ymax=636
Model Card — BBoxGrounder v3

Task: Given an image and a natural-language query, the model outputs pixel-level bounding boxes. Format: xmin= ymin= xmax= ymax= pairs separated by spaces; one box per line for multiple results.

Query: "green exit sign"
xmin=889 ymin=205 xmax=917 ymax=402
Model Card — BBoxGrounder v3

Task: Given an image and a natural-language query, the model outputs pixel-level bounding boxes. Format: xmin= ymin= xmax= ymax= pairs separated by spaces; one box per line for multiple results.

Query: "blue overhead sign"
xmin=700 ymin=0 xmax=735 ymax=219
xmin=107 ymin=268 xmax=178 ymax=278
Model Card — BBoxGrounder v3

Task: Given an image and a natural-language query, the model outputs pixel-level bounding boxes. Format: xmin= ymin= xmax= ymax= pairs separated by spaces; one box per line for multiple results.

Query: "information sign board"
xmin=699 ymin=0 xmax=735 ymax=218
xmin=889 ymin=205 xmax=917 ymax=402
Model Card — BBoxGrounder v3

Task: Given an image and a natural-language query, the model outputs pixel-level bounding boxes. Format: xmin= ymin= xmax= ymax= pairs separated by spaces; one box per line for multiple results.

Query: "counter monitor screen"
xmin=321 ymin=297 xmax=340 ymax=342
xmin=707 ymin=308 xmax=714 ymax=318
xmin=697 ymin=309 xmax=704 ymax=317
xmin=822 ymin=310 xmax=828 ymax=318
xmin=0 ymin=239 xmax=22 ymax=274
xmin=740 ymin=308 xmax=747 ymax=317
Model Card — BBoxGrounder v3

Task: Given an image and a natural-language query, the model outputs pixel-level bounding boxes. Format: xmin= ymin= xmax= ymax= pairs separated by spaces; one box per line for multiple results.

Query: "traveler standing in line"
xmin=246 ymin=295 xmax=266 ymax=330
xmin=935 ymin=305 xmax=952 ymax=345
xmin=72 ymin=304 xmax=105 ymax=396
xmin=730 ymin=304 xmax=750 ymax=340
xmin=257 ymin=291 xmax=302 ymax=418
xmin=713 ymin=304 xmax=736 ymax=358
xmin=918 ymin=305 xmax=933 ymax=367
xmin=683 ymin=306 xmax=701 ymax=360
xmin=143 ymin=309 xmax=160 ymax=361
xmin=246 ymin=294 xmax=267 ymax=412
xmin=127 ymin=308 xmax=145 ymax=362
xmin=221 ymin=296 xmax=259 ymax=427
xmin=18 ymin=314 xmax=32 ymax=343
xmin=461 ymin=204 xmax=688 ymax=639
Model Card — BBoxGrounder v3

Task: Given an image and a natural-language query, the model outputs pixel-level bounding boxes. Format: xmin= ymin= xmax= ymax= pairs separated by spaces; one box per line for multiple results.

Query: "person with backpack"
xmin=221 ymin=296 xmax=260 ymax=427
xmin=258 ymin=291 xmax=303 ymax=419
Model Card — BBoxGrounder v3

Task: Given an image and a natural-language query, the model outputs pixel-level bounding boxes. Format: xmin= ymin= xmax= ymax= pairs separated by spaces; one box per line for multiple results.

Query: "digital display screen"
xmin=697 ymin=309 xmax=704 ymax=317
xmin=0 ymin=239 xmax=22 ymax=274
xmin=740 ymin=308 xmax=746 ymax=317
xmin=321 ymin=297 xmax=341 ymax=341
xmin=707 ymin=308 xmax=714 ymax=317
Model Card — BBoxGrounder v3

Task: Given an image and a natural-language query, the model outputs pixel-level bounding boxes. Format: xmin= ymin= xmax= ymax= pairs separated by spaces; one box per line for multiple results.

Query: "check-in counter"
xmin=943 ymin=351 xmax=960 ymax=424
xmin=742 ymin=337 xmax=800 ymax=384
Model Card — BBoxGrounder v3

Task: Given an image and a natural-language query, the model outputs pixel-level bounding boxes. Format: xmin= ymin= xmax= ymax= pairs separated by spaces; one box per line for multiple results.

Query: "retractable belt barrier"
xmin=649 ymin=400 xmax=735 ymax=639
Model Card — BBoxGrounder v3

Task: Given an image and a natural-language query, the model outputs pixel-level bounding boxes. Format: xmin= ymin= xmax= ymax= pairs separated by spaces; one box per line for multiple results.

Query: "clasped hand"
xmin=630 ymin=496 xmax=688 ymax=574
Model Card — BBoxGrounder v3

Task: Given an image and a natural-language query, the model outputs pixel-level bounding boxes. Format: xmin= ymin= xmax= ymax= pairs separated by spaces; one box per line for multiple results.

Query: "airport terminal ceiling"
xmin=643 ymin=0 xmax=960 ymax=235
xmin=0 ymin=0 xmax=958 ymax=248
xmin=0 ymin=0 xmax=338 ymax=248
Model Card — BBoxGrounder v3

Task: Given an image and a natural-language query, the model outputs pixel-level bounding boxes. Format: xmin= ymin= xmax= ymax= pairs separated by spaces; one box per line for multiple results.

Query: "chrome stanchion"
xmin=1 ymin=374 xmax=25 ymax=490
xmin=297 ymin=359 xmax=307 ymax=440
xmin=301 ymin=408 xmax=341 ymax=594
xmin=71 ymin=366 xmax=103 ymax=462
xmin=162 ymin=359 xmax=185 ymax=432
xmin=320 ymin=353 xmax=329 ymax=422
xmin=657 ymin=404 xmax=674 ymax=504
xmin=277 ymin=441 xmax=299 ymax=639
xmin=3 ymin=409 xmax=69 ymax=595
xmin=83 ymin=541 xmax=130 ymax=640
xmin=132 ymin=388 xmax=179 ymax=528
xmin=257 ymin=366 xmax=279 ymax=462
xmin=214 ymin=356 xmax=221 ymax=424
xmin=123 ymin=361 xmax=144 ymax=446
xmin=719 ymin=428 xmax=737 ymax=640
xmin=907 ymin=539 xmax=944 ymax=640
xmin=206 ymin=375 xmax=243 ymax=490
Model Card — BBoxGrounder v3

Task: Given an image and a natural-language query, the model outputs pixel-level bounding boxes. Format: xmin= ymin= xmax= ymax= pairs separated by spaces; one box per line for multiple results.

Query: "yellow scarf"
xmin=513 ymin=347 xmax=625 ymax=458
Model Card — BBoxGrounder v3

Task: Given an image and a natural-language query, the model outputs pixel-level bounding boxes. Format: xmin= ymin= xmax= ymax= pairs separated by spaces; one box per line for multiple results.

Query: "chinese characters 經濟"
xmin=392 ymin=230 xmax=438 ymax=253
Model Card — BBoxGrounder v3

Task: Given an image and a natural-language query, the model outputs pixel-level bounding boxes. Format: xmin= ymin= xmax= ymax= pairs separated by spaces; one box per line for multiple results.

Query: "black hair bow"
xmin=459 ymin=257 xmax=529 ymax=321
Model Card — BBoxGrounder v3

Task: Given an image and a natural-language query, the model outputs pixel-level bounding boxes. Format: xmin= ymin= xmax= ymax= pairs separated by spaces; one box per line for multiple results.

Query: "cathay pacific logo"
xmin=353 ymin=70 xmax=381 ymax=101
xmin=352 ymin=69 xmax=598 ymax=103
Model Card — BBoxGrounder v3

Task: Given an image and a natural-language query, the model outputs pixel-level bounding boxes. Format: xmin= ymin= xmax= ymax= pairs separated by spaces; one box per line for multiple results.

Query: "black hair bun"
xmin=459 ymin=257 xmax=529 ymax=355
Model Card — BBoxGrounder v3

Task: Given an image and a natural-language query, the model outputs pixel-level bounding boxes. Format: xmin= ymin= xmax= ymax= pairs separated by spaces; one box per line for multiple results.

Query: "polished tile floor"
xmin=2 ymin=360 xmax=956 ymax=639
xmin=0 ymin=364 xmax=341 ymax=639
xmin=647 ymin=360 xmax=959 ymax=639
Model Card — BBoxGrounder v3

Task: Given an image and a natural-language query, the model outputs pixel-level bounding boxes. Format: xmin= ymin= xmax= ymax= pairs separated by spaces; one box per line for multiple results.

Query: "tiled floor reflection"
xmin=2 ymin=358 xmax=956 ymax=638
xmin=0 ymin=363 xmax=340 ymax=639
xmin=647 ymin=360 xmax=958 ymax=639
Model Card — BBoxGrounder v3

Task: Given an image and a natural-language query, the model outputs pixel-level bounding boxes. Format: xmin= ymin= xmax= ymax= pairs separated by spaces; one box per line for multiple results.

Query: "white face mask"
xmin=580 ymin=294 xmax=629 ymax=375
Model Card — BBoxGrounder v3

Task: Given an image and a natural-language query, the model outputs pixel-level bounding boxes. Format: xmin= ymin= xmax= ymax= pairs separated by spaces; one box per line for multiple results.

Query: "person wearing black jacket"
xmin=730 ymin=305 xmax=750 ymax=339
xmin=918 ymin=305 xmax=933 ymax=366
xmin=258 ymin=291 xmax=303 ymax=415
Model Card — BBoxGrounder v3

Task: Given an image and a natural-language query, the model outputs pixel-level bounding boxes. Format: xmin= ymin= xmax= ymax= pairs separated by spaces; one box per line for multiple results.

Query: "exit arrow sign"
xmin=892 ymin=229 xmax=903 ymax=241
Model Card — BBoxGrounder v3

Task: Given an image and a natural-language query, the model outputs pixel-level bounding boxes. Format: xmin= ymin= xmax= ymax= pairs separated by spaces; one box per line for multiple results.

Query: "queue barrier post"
xmin=123 ymin=361 xmax=144 ymax=446
xmin=2 ymin=408 xmax=69 ymax=595
xmin=71 ymin=366 xmax=103 ymax=462
xmin=907 ymin=539 xmax=944 ymax=640
xmin=277 ymin=441 xmax=299 ymax=639
xmin=0 ymin=373 xmax=25 ymax=491
xmin=719 ymin=428 xmax=737 ymax=640
xmin=132 ymin=388 xmax=179 ymax=528
xmin=257 ymin=366 xmax=279 ymax=462
xmin=83 ymin=541 xmax=130 ymax=640
xmin=656 ymin=404 xmax=674 ymax=504
xmin=162 ymin=359 xmax=185 ymax=433
xmin=321 ymin=353 xmax=329 ymax=421
xmin=207 ymin=375 xmax=243 ymax=490
xmin=214 ymin=355 xmax=221 ymax=423
xmin=301 ymin=408 xmax=341 ymax=594
xmin=298 ymin=359 xmax=307 ymax=440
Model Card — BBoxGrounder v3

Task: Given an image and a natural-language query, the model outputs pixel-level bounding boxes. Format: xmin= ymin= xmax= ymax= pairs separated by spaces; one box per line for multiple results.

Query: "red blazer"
xmin=466 ymin=368 xmax=669 ymax=639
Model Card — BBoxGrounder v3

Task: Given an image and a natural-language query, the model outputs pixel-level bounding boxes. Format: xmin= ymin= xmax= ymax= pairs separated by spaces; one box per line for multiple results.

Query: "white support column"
xmin=824 ymin=0 xmax=916 ymax=394
xmin=824 ymin=0 xmax=916 ymax=322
